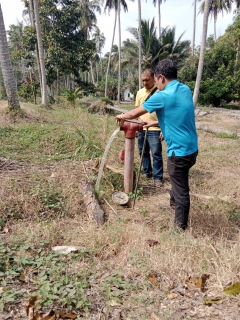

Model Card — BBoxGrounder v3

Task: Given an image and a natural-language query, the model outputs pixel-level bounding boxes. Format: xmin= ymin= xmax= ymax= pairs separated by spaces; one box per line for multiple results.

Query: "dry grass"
xmin=1 ymin=100 xmax=240 ymax=319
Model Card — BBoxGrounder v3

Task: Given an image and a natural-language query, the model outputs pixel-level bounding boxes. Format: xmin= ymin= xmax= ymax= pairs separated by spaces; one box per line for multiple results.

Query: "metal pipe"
xmin=119 ymin=121 xmax=144 ymax=194
xmin=124 ymin=138 xmax=135 ymax=193
xmin=132 ymin=128 xmax=148 ymax=208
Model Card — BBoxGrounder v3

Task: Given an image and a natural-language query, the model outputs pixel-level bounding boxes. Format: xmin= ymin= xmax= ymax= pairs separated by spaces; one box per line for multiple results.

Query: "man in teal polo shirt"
xmin=116 ymin=59 xmax=198 ymax=231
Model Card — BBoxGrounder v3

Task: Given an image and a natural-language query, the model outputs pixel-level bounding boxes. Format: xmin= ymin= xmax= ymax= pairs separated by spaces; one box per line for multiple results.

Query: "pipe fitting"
xmin=120 ymin=121 xmax=144 ymax=139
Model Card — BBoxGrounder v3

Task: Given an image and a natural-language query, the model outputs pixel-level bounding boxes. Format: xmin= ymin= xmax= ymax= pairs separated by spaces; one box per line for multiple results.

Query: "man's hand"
xmin=115 ymin=106 xmax=147 ymax=125
xmin=143 ymin=121 xmax=159 ymax=128
xmin=159 ymin=132 xmax=164 ymax=141
xmin=115 ymin=114 xmax=124 ymax=124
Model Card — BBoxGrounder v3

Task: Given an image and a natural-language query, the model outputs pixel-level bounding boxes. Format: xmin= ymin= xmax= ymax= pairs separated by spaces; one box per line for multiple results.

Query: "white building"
xmin=123 ymin=88 xmax=134 ymax=101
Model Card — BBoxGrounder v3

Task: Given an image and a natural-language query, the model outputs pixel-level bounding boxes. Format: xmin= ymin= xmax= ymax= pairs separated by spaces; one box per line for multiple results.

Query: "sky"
xmin=1 ymin=0 xmax=237 ymax=54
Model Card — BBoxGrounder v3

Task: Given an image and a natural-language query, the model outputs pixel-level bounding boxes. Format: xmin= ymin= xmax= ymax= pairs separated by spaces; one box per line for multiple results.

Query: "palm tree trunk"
xmin=100 ymin=54 xmax=103 ymax=77
xmin=192 ymin=0 xmax=197 ymax=55
xmin=105 ymin=10 xmax=117 ymax=97
xmin=33 ymin=0 xmax=48 ymax=107
xmin=56 ymin=69 xmax=60 ymax=100
xmin=193 ymin=0 xmax=211 ymax=107
xmin=214 ymin=17 xmax=217 ymax=40
xmin=158 ymin=0 xmax=161 ymax=38
xmin=29 ymin=0 xmax=42 ymax=91
xmin=117 ymin=0 xmax=121 ymax=104
xmin=90 ymin=61 xmax=95 ymax=84
xmin=138 ymin=0 xmax=142 ymax=90
xmin=96 ymin=62 xmax=99 ymax=85
xmin=0 ymin=4 xmax=20 ymax=111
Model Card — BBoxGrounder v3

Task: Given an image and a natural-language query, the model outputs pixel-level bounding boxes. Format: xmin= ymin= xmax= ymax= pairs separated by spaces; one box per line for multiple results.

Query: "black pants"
xmin=167 ymin=150 xmax=198 ymax=230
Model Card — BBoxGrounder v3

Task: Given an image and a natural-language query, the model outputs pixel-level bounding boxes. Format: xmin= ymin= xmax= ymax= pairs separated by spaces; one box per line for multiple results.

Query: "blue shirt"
xmin=143 ymin=80 xmax=198 ymax=157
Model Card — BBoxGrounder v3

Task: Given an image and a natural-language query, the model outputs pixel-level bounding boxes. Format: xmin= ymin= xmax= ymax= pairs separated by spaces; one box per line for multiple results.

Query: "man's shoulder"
xmin=137 ymin=87 xmax=147 ymax=94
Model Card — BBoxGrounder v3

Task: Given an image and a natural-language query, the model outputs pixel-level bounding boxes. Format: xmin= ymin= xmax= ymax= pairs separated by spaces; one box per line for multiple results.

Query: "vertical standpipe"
xmin=119 ymin=121 xmax=144 ymax=193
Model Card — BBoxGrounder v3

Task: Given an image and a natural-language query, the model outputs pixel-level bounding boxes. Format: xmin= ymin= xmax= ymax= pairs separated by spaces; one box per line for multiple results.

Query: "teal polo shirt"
xmin=143 ymin=80 xmax=198 ymax=157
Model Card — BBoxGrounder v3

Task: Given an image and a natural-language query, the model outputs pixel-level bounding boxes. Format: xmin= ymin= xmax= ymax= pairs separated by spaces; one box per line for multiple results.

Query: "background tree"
xmin=33 ymin=0 xmax=48 ymax=107
xmin=128 ymin=19 xmax=190 ymax=69
xmin=152 ymin=0 xmax=166 ymax=38
xmin=198 ymin=0 xmax=232 ymax=40
xmin=26 ymin=0 xmax=96 ymax=96
xmin=192 ymin=0 xmax=197 ymax=54
xmin=0 ymin=4 xmax=20 ymax=111
xmin=103 ymin=0 xmax=129 ymax=99
xmin=77 ymin=0 xmax=101 ymax=84
xmin=194 ymin=0 xmax=214 ymax=106
xmin=92 ymin=28 xmax=106 ymax=83
xmin=137 ymin=0 xmax=142 ymax=90
xmin=160 ymin=27 xmax=191 ymax=68
xmin=77 ymin=0 xmax=101 ymax=38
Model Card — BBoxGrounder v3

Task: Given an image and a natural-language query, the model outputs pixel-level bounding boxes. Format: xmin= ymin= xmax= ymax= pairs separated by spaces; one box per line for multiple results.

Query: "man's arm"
xmin=115 ymin=106 xmax=147 ymax=124
xmin=143 ymin=121 xmax=159 ymax=128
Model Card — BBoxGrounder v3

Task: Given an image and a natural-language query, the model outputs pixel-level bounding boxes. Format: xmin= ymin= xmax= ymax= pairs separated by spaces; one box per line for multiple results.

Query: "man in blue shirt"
xmin=116 ymin=59 xmax=198 ymax=231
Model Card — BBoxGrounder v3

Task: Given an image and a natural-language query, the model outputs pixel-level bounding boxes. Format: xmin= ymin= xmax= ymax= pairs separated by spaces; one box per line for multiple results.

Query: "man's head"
xmin=154 ymin=59 xmax=177 ymax=91
xmin=141 ymin=68 xmax=155 ymax=90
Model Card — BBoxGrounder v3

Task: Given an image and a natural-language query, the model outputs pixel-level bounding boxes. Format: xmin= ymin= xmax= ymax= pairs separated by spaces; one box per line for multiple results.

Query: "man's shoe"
xmin=154 ymin=179 xmax=163 ymax=188
xmin=144 ymin=173 xmax=153 ymax=179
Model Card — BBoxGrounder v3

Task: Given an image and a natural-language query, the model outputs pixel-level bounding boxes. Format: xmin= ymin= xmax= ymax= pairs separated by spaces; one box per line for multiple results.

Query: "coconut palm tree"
xmin=137 ymin=0 xmax=142 ymax=90
xmin=128 ymin=19 xmax=190 ymax=69
xmin=117 ymin=0 xmax=121 ymax=103
xmin=198 ymin=0 xmax=232 ymax=40
xmin=28 ymin=0 xmax=42 ymax=91
xmin=0 ymin=4 xmax=20 ymax=111
xmin=193 ymin=0 xmax=211 ymax=106
xmin=127 ymin=18 xmax=160 ymax=69
xmin=77 ymin=0 xmax=101 ymax=38
xmin=161 ymin=27 xmax=191 ymax=68
xmin=33 ymin=0 xmax=48 ymax=107
xmin=152 ymin=0 xmax=166 ymax=38
xmin=7 ymin=22 xmax=27 ymax=83
xmin=92 ymin=28 xmax=106 ymax=82
xmin=103 ymin=0 xmax=131 ymax=100
xmin=121 ymin=39 xmax=138 ymax=73
xmin=77 ymin=0 xmax=101 ymax=84
xmin=192 ymin=0 xmax=197 ymax=54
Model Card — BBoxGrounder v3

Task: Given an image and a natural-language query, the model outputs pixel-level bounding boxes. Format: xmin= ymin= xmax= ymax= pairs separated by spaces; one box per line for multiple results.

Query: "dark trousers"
xmin=167 ymin=150 xmax=198 ymax=230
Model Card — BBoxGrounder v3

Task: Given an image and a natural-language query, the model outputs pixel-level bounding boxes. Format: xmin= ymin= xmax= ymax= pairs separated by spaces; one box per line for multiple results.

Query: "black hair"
xmin=154 ymin=59 xmax=177 ymax=80
xmin=142 ymin=68 xmax=154 ymax=77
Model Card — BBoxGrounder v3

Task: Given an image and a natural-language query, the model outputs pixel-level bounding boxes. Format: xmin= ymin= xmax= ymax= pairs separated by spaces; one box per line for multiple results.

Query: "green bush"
xmin=18 ymin=83 xmax=33 ymax=101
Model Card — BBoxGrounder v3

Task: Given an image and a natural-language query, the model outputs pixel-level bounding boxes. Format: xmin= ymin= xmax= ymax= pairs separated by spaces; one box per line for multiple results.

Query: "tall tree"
xmin=198 ymin=0 xmax=232 ymax=40
xmin=117 ymin=0 xmax=121 ymax=103
xmin=152 ymin=0 xmax=166 ymax=38
xmin=161 ymin=27 xmax=191 ymax=67
xmin=33 ymin=0 xmax=49 ymax=107
xmin=192 ymin=0 xmax=197 ymax=54
xmin=138 ymin=0 xmax=141 ymax=90
xmin=0 ymin=4 xmax=20 ymax=111
xmin=103 ymin=0 xmax=129 ymax=98
xmin=92 ymin=28 xmax=106 ymax=82
xmin=77 ymin=0 xmax=101 ymax=38
xmin=128 ymin=18 xmax=160 ymax=69
xmin=28 ymin=0 xmax=42 ymax=92
xmin=77 ymin=0 xmax=101 ymax=85
xmin=128 ymin=19 xmax=190 ymax=69
xmin=26 ymin=0 xmax=95 ymax=93
xmin=193 ymin=0 xmax=211 ymax=106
